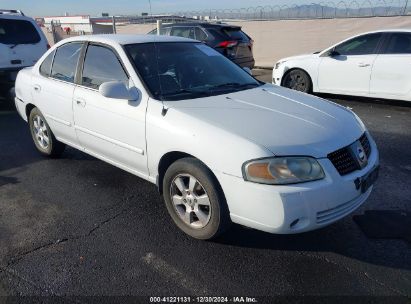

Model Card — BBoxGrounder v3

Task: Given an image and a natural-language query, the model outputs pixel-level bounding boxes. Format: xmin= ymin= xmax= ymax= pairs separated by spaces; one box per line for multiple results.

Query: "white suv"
xmin=0 ymin=10 xmax=48 ymax=98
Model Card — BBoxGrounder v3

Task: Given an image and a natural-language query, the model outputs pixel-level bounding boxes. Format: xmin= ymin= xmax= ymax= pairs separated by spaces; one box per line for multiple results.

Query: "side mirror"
xmin=243 ymin=67 xmax=253 ymax=75
xmin=329 ymin=50 xmax=341 ymax=57
xmin=99 ymin=81 xmax=139 ymax=101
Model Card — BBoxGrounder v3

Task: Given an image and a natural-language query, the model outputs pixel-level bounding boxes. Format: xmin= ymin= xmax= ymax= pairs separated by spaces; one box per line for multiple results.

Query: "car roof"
xmin=360 ymin=29 xmax=411 ymax=35
xmin=59 ymin=34 xmax=198 ymax=46
xmin=0 ymin=13 xmax=36 ymax=22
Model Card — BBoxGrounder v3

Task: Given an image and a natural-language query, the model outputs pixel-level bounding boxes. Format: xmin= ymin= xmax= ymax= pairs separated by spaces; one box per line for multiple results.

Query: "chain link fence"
xmin=166 ymin=0 xmax=411 ymax=21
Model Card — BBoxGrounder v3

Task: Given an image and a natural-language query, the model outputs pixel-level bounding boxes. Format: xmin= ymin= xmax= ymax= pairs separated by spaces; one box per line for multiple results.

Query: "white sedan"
xmin=273 ymin=29 xmax=411 ymax=102
xmin=15 ymin=35 xmax=379 ymax=240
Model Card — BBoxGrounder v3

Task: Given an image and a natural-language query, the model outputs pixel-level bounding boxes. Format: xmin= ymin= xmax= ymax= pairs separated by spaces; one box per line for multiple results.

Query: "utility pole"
xmin=112 ymin=16 xmax=117 ymax=34
xmin=403 ymin=0 xmax=409 ymax=15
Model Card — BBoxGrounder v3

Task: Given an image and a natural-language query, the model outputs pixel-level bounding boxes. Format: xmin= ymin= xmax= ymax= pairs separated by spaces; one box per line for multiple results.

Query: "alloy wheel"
xmin=170 ymin=174 xmax=212 ymax=229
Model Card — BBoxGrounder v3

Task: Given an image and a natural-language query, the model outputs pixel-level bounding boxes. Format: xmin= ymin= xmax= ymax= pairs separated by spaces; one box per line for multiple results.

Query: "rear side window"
xmin=51 ymin=43 xmax=83 ymax=83
xmin=383 ymin=33 xmax=411 ymax=54
xmin=171 ymin=27 xmax=195 ymax=39
xmin=148 ymin=27 xmax=171 ymax=35
xmin=0 ymin=19 xmax=41 ymax=45
xmin=39 ymin=50 xmax=55 ymax=77
xmin=334 ymin=33 xmax=382 ymax=56
xmin=82 ymin=44 xmax=128 ymax=89
xmin=222 ymin=28 xmax=249 ymax=41
xmin=195 ymin=27 xmax=208 ymax=41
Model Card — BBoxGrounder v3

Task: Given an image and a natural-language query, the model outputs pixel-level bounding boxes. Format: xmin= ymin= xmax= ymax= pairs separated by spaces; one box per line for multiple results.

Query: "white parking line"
xmin=142 ymin=252 xmax=210 ymax=295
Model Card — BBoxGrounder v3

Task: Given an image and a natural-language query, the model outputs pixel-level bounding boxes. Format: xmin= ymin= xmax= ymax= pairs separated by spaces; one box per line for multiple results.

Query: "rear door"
xmin=370 ymin=32 xmax=411 ymax=98
xmin=318 ymin=33 xmax=383 ymax=95
xmin=31 ymin=42 xmax=83 ymax=147
xmin=0 ymin=17 xmax=47 ymax=70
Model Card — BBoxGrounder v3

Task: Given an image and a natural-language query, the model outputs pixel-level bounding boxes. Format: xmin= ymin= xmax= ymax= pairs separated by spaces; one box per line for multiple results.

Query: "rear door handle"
xmin=358 ymin=63 xmax=371 ymax=67
xmin=75 ymin=98 xmax=86 ymax=107
xmin=33 ymin=84 xmax=41 ymax=92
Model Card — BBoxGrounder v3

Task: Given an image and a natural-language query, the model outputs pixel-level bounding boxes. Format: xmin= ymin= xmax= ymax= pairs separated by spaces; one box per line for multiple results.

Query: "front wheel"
xmin=163 ymin=158 xmax=231 ymax=240
xmin=29 ymin=107 xmax=66 ymax=158
xmin=282 ymin=69 xmax=312 ymax=93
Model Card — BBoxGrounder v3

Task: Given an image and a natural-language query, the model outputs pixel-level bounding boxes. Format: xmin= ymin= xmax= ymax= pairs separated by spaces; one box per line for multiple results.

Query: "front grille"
xmin=328 ymin=133 xmax=371 ymax=176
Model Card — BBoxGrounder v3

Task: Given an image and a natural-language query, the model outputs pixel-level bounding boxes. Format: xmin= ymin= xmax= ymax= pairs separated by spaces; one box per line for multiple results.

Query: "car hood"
xmin=164 ymin=84 xmax=364 ymax=158
xmin=278 ymin=53 xmax=319 ymax=63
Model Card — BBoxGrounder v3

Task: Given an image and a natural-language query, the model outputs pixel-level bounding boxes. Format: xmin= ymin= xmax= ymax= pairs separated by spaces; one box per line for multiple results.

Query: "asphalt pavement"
xmin=0 ymin=70 xmax=410 ymax=302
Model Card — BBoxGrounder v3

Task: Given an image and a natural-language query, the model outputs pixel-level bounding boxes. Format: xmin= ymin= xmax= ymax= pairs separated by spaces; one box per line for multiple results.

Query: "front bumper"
xmin=272 ymin=66 xmax=286 ymax=85
xmin=216 ymin=136 xmax=379 ymax=234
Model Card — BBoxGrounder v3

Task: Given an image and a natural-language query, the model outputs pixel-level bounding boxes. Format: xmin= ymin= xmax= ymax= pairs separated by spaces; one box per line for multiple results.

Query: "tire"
xmin=282 ymin=69 xmax=312 ymax=93
xmin=29 ymin=107 xmax=66 ymax=158
xmin=163 ymin=157 xmax=231 ymax=240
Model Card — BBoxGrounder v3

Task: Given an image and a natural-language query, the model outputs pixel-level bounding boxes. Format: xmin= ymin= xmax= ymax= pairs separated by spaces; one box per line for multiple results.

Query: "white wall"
xmin=116 ymin=16 xmax=411 ymax=67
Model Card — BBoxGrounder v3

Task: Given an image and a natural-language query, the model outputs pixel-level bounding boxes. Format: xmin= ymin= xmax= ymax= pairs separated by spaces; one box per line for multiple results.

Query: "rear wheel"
xmin=283 ymin=69 xmax=312 ymax=93
xmin=163 ymin=158 xmax=231 ymax=240
xmin=29 ymin=107 xmax=66 ymax=158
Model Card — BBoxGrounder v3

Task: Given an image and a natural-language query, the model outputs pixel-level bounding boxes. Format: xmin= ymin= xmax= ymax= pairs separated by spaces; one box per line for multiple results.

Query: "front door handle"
xmin=33 ymin=84 xmax=41 ymax=92
xmin=75 ymin=98 xmax=86 ymax=107
xmin=358 ymin=63 xmax=371 ymax=67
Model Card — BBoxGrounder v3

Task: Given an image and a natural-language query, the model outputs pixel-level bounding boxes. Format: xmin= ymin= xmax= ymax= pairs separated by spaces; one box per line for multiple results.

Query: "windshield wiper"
xmin=211 ymin=82 xmax=260 ymax=91
xmin=161 ymin=89 xmax=211 ymax=99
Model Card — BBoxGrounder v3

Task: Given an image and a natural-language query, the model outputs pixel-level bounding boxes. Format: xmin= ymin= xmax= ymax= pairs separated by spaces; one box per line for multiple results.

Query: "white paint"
xmin=273 ymin=29 xmax=411 ymax=102
xmin=14 ymin=34 xmax=380 ymax=236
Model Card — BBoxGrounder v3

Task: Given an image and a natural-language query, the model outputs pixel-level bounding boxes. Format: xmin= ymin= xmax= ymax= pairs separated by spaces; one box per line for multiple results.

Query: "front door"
xmin=318 ymin=33 xmax=383 ymax=96
xmin=73 ymin=43 xmax=148 ymax=177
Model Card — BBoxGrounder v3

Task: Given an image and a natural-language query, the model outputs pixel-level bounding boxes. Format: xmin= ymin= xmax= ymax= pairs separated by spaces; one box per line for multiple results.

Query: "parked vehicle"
xmin=0 ymin=9 xmax=48 ymax=98
xmin=15 ymin=35 xmax=379 ymax=240
xmin=273 ymin=30 xmax=411 ymax=102
xmin=148 ymin=22 xmax=255 ymax=69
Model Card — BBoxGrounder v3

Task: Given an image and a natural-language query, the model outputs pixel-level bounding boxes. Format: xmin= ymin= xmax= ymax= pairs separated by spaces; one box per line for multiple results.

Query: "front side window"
xmin=0 ymin=19 xmax=41 ymax=45
xmin=334 ymin=33 xmax=382 ymax=56
xmin=125 ymin=42 xmax=260 ymax=101
xmin=81 ymin=44 xmax=128 ymax=90
xmin=39 ymin=50 xmax=55 ymax=77
xmin=383 ymin=33 xmax=411 ymax=54
xmin=51 ymin=43 xmax=83 ymax=83
xmin=171 ymin=27 xmax=195 ymax=39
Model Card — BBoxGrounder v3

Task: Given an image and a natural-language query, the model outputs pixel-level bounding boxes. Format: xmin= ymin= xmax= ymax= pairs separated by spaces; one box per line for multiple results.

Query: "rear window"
xmin=222 ymin=28 xmax=249 ymax=41
xmin=0 ymin=19 xmax=41 ymax=45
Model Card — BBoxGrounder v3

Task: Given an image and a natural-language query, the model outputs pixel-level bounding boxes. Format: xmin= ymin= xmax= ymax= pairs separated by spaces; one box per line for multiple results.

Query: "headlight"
xmin=243 ymin=157 xmax=325 ymax=185
xmin=275 ymin=60 xmax=287 ymax=69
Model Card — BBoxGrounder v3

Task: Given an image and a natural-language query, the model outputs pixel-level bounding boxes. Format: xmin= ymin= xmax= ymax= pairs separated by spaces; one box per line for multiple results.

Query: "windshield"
xmin=0 ymin=19 xmax=41 ymax=45
xmin=125 ymin=42 xmax=260 ymax=101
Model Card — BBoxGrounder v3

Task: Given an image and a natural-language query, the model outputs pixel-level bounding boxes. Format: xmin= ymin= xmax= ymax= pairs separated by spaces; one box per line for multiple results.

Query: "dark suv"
xmin=148 ymin=23 xmax=255 ymax=69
